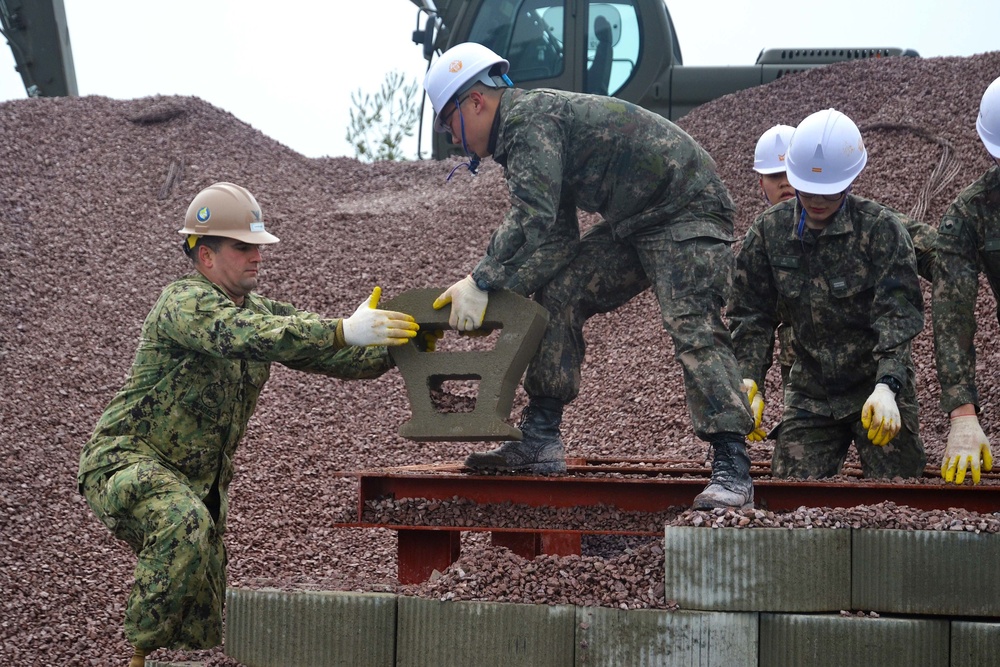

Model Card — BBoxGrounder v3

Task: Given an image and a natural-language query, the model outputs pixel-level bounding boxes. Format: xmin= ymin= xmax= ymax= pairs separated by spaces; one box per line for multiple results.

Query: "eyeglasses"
xmin=798 ymin=190 xmax=846 ymax=202
xmin=437 ymin=95 xmax=472 ymax=132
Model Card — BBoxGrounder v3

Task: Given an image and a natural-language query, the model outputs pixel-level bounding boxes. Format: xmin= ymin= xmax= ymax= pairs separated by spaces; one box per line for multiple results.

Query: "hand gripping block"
xmin=383 ymin=288 xmax=549 ymax=441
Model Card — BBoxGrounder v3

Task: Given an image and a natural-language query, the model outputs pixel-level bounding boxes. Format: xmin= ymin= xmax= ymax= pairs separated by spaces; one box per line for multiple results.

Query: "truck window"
xmin=469 ymin=0 xmax=565 ymax=83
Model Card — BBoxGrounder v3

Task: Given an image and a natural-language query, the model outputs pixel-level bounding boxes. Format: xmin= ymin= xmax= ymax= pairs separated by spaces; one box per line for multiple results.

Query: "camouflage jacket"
xmin=932 ymin=165 xmax=1000 ymax=412
xmin=473 ymin=87 xmax=724 ymax=295
xmin=78 ymin=273 xmax=391 ymax=496
xmin=729 ymin=195 xmax=924 ymax=419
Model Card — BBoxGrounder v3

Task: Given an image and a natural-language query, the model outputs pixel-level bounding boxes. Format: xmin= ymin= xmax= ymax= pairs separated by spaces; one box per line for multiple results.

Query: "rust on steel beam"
xmin=351 ymin=461 xmax=1000 ymax=516
xmin=343 ymin=459 xmax=1000 ymax=583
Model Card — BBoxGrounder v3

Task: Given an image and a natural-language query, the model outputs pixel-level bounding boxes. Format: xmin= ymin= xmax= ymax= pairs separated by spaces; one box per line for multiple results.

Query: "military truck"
xmin=409 ymin=0 xmax=918 ymax=159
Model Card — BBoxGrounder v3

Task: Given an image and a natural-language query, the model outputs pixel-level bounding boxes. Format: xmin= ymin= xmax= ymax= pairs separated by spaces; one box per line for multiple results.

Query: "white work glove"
xmin=742 ymin=378 xmax=767 ymax=441
xmin=342 ymin=287 xmax=419 ymax=347
xmin=942 ymin=415 xmax=994 ymax=485
xmin=432 ymin=275 xmax=489 ymax=331
xmin=860 ymin=382 xmax=900 ymax=447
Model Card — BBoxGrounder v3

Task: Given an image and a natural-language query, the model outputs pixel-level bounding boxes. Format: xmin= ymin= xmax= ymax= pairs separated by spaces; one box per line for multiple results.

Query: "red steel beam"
xmin=343 ymin=460 xmax=1000 ymax=583
xmin=355 ymin=470 xmax=1000 ymax=516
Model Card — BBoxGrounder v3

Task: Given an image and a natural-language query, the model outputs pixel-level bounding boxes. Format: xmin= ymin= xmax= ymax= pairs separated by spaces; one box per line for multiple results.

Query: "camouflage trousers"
xmin=773 ymin=390 xmax=926 ymax=478
xmin=81 ymin=460 xmax=226 ymax=652
xmin=524 ymin=182 xmax=754 ymax=441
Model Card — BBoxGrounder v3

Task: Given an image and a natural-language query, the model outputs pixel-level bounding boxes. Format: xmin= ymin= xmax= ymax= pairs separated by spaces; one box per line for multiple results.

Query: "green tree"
xmin=346 ymin=70 xmax=420 ymax=162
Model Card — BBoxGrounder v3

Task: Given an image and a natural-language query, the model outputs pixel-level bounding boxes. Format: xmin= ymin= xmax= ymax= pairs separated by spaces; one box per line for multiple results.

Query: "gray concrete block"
xmin=385 ymin=288 xmax=549 ymax=441
xmin=760 ymin=613 xmax=949 ymax=667
xmin=224 ymin=588 xmax=396 ymax=667
xmin=396 ymin=597 xmax=575 ymax=667
xmin=663 ymin=527 xmax=851 ymax=612
xmin=575 ymin=607 xmax=758 ymax=666
xmin=852 ymin=529 xmax=1000 ymax=617
xmin=951 ymin=620 xmax=1000 ymax=667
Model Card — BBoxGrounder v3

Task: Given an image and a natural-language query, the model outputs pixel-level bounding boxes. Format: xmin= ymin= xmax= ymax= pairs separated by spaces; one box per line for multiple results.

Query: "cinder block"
xmin=385 ymin=288 xmax=549 ymax=441
xmin=224 ymin=588 xmax=396 ymax=667
xmin=663 ymin=526 xmax=851 ymax=612
xmin=852 ymin=529 xmax=1000 ymax=617
xmin=575 ymin=607 xmax=758 ymax=666
xmin=951 ymin=620 xmax=1000 ymax=667
xmin=760 ymin=613 xmax=949 ymax=667
xmin=396 ymin=597 xmax=575 ymax=667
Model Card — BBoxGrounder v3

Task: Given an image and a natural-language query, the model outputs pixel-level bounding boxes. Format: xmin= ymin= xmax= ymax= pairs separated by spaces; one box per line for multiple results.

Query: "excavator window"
xmin=585 ymin=1 xmax=640 ymax=96
xmin=469 ymin=0 xmax=565 ymax=83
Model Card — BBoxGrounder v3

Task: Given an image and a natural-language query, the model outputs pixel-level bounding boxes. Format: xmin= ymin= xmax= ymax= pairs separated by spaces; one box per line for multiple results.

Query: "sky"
xmin=1 ymin=1 xmax=998 ymax=160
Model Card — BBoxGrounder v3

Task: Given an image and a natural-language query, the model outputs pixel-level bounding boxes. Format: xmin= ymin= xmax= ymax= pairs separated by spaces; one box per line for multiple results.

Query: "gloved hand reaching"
xmin=741 ymin=378 xmax=767 ymax=441
xmin=342 ymin=287 xmax=419 ymax=346
xmin=942 ymin=415 xmax=994 ymax=484
xmin=432 ymin=275 xmax=489 ymax=331
xmin=861 ymin=382 xmax=900 ymax=446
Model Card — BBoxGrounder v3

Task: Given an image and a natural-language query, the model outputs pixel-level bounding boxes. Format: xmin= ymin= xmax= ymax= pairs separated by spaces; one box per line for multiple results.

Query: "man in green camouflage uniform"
xmin=423 ymin=43 xmax=757 ymax=509
xmin=931 ymin=76 xmax=1000 ymax=486
xmin=730 ymin=109 xmax=926 ymax=479
xmin=78 ymin=182 xmax=419 ymax=667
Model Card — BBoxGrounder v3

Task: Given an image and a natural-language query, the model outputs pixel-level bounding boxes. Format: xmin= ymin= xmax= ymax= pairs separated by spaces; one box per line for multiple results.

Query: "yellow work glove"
xmin=741 ymin=378 xmax=767 ymax=441
xmin=432 ymin=275 xmax=488 ymax=332
xmin=342 ymin=287 xmax=419 ymax=346
xmin=860 ymin=382 xmax=900 ymax=446
xmin=942 ymin=415 xmax=994 ymax=484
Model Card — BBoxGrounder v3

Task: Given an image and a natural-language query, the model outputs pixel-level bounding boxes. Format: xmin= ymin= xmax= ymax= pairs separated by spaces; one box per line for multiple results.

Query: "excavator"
xmin=0 ymin=0 xmax=76 ymax=97
xmin=408 ymin=0 xmax=919 ymax=159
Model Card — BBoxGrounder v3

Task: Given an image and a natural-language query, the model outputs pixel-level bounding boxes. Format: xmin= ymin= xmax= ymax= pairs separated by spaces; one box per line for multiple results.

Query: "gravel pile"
xmin=3 ymin=52 xmax=1000 ymax=665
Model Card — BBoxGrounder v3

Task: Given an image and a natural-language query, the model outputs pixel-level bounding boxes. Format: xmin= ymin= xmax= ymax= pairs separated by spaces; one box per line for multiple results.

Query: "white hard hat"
xmin=424 ymin=42 xmax=510 ymax=133
xmin=977 ymin=76 xmax=1000 ymax=158
xmin=753 ymin=124 xmax=796 ymax=174
xmin=785 ymin=108 xmax=867 ymax=194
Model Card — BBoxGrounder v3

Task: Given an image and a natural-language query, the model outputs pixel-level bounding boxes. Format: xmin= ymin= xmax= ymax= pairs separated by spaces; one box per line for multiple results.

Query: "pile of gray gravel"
xmin=3 ymin=51 xmax=1000 ymax=665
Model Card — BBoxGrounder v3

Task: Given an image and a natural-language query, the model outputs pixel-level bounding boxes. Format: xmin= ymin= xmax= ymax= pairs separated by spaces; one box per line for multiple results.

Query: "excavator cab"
xmin=410 ymin=0 xmax=916 ymax=160
xmin=413 ymin=0 xmax=655 ymax=158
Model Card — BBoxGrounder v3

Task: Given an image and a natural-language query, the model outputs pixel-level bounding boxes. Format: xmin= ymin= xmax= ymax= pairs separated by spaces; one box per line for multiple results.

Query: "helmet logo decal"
xmin=251 ymin=209 xmax=262 ymax=222
xmin=811 ymin=167 xmax=823 ymax=173
xmin=196 ymin=206 xmax=211 ymax=222
xmin=449 ymin=59 xmax=463 ymax=73
xmin=250 ymin=222 xmax=265 ymax=232
xmin=778 ymin=153 xmax=785 ymax=162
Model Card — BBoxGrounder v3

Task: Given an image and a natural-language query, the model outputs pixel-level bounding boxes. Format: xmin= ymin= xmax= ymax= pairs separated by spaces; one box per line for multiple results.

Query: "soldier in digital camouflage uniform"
xmin=747 ymin=124 xmax=938 ymax=442
xmin=729 ymin=109 xmax=926 ymax=480
xmin=931 ymin=75 xmax=1000 ymax=486
xmin=77 ymin=182 xmax=419 ymax=667
xmin=422 ymin=42 xmax=758 ymax=510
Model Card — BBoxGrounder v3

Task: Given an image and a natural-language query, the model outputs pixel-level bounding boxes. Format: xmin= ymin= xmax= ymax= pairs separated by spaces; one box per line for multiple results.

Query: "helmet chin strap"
xmin=446 ymin=99 xmax=480 ymax=180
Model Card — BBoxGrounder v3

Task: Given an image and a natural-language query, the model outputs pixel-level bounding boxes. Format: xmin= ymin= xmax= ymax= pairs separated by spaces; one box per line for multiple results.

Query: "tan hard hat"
xmin=178 ymin=182 xmax=279 ymax=245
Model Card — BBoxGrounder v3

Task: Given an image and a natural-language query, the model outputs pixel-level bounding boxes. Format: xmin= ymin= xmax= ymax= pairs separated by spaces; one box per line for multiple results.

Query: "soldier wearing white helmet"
xmin=79 ymin=182 xmax=419 ymax=666
xmin=931 ymin=75 xmax=1000 ymax=486
xmin=753 ymin=124 xmax=796 ymax=206
xmin=423 ymin=43 xmax=760 ymax=511
xmin=729 ymin=108 xmax=927 ymax=481
xmin=745 ymin=123 xmax=798 ymax=422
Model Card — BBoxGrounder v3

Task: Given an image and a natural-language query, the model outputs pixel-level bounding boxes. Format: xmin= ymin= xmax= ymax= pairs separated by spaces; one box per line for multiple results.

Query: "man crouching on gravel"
xmin=77 ymin=182 xmax=419 ymax=667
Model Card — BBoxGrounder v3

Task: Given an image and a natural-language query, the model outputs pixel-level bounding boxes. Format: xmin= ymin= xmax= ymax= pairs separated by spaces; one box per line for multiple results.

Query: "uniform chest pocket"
xmin=772 ymin=256 xmax=804 ymax=299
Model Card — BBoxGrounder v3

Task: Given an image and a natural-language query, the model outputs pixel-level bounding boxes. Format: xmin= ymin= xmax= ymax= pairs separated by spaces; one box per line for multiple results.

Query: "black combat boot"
xmin=692 ymin=435 xmax=754 ymax=509
xmin=464 ymin=397 xmax=567 ymax=473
